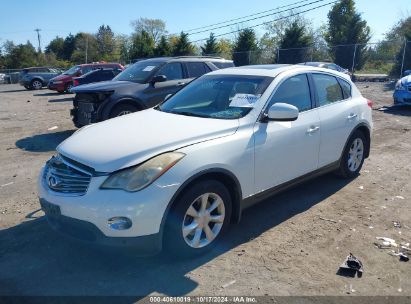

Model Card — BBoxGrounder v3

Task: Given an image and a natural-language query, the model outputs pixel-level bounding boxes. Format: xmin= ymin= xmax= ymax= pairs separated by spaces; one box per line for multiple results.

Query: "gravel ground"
xmin=0 ymin=82 xmax=410 ymax=297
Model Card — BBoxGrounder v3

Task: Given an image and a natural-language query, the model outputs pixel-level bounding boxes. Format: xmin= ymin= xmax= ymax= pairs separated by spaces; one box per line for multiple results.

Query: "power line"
xmin=192 ymin=1 xmax=338 ymax=43
xmin=179 ymin=0 xmax=316 ymax=34
xmin=186 ymin=0 xmax=328 ymax=37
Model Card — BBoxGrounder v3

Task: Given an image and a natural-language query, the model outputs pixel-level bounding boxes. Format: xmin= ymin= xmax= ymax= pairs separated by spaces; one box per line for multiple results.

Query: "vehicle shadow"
xmin=15 ymin=130 xmax=75 ymax=152
xmin=0 ymin=88 xmax=28 ymax=93
xmin=33 ymin=92 xmax=66 ymax=97
xmin=0 ymin=173 xmax=353 ymax=296
xmin=376 ymin=105 xmax=411 ymax=117
xmin=48 ymin=97 xmax=73 ymax=103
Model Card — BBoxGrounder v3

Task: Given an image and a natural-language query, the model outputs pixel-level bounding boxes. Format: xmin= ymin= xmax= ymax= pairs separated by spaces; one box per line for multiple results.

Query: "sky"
xmin=0 ymin=0 xmax=409 ymax=50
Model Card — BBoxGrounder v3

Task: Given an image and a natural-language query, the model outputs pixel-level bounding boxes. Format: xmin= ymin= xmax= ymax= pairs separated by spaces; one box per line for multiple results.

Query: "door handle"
xmin=307 ymin=126 xmax=320 ymax=134
xmin=347 ymin=113 xmax=358 ymax=120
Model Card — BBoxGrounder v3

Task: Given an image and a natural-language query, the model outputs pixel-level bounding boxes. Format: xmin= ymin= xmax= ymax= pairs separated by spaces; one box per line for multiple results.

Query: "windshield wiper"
xmin=171 ymin=111 xmax=210 ymax=118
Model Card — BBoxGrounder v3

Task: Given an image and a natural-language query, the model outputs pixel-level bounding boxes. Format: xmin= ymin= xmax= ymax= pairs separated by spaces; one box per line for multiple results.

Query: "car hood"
xmin=57 ymin=108 xmax=239 ymax=172
xmin=70 ymin=80 xmax=138 ymax=93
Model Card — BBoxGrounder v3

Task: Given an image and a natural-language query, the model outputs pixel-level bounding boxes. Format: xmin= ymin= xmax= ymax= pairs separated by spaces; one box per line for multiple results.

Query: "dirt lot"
xmin=0 ymin=82 xmax=410 ymax=298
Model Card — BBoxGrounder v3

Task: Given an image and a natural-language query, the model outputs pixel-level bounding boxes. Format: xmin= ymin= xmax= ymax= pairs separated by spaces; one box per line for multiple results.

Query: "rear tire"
xmin=109 ymin=104 xmax=139 ymax=118
xmin=336 ymin=130 xmax=367 ymax=178
xmin=164 ymin=180 xmax=232 ymax=258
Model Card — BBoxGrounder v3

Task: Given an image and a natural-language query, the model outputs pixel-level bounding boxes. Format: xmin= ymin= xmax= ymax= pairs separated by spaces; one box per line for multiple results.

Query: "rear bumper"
xmin=45 ymin=212 xmax=162 ymax=255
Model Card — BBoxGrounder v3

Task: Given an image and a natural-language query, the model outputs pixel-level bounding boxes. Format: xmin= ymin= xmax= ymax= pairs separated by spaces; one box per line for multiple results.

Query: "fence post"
xmin=400 ymin=38 xmax=407 ymax=77
xmin=351 ymin=44 xmax=358 ymax=73
xmin=277 ymin=48 xmax=280 ymax=64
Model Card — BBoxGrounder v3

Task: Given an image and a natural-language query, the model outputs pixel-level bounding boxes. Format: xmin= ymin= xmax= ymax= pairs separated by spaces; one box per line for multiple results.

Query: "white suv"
xmin=38 ymin=65 xmax=372 ymax=257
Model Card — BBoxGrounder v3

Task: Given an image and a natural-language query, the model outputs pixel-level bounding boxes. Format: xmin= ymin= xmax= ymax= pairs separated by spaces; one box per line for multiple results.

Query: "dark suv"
xmin=19 ymin=67 xmax=61 ymax=90
xmin=70 ymin=56 xmax=234 ymax=127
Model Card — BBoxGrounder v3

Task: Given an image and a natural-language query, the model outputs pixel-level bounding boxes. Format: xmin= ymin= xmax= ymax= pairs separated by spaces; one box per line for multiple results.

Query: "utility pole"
xmin=351 ymin=44 xmax=358 ymax=73
xmin=34 ymin=28 xmax=41 ymax=52
xmin=85 ymin=36 xmax=88 ymax=63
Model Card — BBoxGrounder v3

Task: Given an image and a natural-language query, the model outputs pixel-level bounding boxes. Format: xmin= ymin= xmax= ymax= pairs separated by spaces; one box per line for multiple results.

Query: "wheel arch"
xmin=159 ymin=168 xmax=243 ymax=246
xmin=100 ymin=97 xmax=146 ymax=119
xmin=340 ymin=122 xmax=371 ymax=161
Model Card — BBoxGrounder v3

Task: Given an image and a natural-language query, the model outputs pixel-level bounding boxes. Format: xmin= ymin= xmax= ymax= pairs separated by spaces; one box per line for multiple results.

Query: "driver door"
xmin=144 ymin=62 xmax=186 ymax=107
xmin=253 ymin=73 xmax=321 ymax=193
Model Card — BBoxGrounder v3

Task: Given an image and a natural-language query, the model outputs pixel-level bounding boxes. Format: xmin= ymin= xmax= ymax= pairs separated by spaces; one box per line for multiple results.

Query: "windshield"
xmin=113 ymin=61 xmax=162 ymax=83
xmin=158 ymin=75 xmax=273 ymax=119
xmin=63 ymin=65 xmax=80 ymax=75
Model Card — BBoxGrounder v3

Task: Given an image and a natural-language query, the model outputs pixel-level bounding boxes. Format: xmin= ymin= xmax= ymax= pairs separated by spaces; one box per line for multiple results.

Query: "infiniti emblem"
xmin=46 ymin=171 xmax=60 ymax=188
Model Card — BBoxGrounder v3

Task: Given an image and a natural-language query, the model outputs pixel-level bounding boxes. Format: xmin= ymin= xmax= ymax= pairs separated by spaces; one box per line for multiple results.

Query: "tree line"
xmin=0 ymin=0 xmax=410 ymax=76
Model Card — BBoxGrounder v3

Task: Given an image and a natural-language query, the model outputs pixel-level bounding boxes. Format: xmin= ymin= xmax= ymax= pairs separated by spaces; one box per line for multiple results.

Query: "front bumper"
xmin=48 ymin=81 xmax=65 ymax=91
xmin=43 ymin=208 xmax=162 ymax=255
xmin=393 ymin=89 xmax=411 ymax=105
xmin=38 ymin=166 xmax=180 ymax=249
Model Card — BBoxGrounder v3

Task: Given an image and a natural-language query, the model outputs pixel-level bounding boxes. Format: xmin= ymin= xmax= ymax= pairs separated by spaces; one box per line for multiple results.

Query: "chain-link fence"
xmin=207 ymin=40 xmax=411 ymax=80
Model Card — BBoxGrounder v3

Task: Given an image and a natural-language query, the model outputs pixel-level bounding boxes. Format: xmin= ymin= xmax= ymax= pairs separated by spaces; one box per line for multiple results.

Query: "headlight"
xmin=100 ymin=152 xmax=185 ymax=192
xmin=395 ymin=80 xmax=404 ymax=90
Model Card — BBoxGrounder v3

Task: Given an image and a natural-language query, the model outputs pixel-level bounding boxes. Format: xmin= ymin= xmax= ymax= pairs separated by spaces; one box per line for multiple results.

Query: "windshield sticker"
xmin=142 ymin=66 xmax=156 ymax=72
xmin=229 ymin=94 xmax=260 ymax=108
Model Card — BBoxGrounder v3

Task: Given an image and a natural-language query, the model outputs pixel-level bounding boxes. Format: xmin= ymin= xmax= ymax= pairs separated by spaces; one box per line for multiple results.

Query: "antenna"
xmin=34 ymin=28 xmax=41 ymax=52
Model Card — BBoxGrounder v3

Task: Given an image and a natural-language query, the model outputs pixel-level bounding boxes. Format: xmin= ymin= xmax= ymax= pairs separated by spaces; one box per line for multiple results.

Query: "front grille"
xmin=43 ymin=155 xmax=91 ymax=195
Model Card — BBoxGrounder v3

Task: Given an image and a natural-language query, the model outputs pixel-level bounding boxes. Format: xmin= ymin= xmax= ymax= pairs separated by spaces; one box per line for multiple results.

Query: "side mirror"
xmin=164 ymin=93 xmax=172 ymax=101
xmin=150 ymin=75 xmax=167 ymax=85
xmin=266 ymin=103 xmax=299 ymax=121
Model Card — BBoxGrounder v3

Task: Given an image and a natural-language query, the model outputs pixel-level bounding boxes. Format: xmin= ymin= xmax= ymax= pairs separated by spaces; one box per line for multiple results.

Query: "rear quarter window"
xmin=312 ymin=73 xmax=344 ymax=106
xmin=338 ymin=78 xmax=352 ymax=99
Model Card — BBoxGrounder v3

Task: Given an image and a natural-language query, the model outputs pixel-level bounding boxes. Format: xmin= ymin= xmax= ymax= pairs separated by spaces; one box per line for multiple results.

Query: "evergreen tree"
xmin=325 ymin=0 xmax=371 ymax=70
xmin=96 ymin=25 xmax=115 ymax=59
xmin=154 ymin=36 xmax=172 ymax=57
xmin=130 ymin=30 xmax=155 ymax=59
xmin=201 ymin=33 xmax=219 ymax=55
xmin=232 ymin=28 xmax=258 ymax=66
xmin=172 ymin=32 xmax=194 ymax=56
xmin=278 ymin=21 xmax=313 ymax=64
xmin=45 ymin=36 xmax=65 ymax=59
xmin=62 ymin=34 xmax=76 ymax=61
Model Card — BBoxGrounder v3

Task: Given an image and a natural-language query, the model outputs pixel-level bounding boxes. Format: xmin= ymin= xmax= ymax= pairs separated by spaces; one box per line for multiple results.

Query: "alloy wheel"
xmin=32 ymin=80 xmax=42 ymax=90
xmin=182 ymin=192 xmax=225 ymax=248
xmin=117 ymin=110 xmax=132 ymax=116
xmin=347 ymin=138 xmax=364 ymax=172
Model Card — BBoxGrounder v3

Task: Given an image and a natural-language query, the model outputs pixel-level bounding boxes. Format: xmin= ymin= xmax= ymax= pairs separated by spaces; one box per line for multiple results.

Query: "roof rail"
xmin=172 ymin=55 xmax=227 ymax=60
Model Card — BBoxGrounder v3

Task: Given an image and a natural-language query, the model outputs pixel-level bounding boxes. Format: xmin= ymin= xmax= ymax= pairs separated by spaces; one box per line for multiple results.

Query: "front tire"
xmin=109 ymin=104 xmax=139 ymax=118
xmin=65 ymin=83 xmax=73 ymax=93
xmin=337 ymin=130 xmax=367 ymax=178
xmin=164 ymin=180 xmax=232 ymax=258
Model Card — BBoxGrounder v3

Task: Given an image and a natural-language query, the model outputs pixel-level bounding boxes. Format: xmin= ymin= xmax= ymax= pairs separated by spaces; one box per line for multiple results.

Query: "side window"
xmin=186 ymin=62 xmax=207 ymax=78
xmin=268 ymin=74 xmax=312 ymax=112
xmin=338 ymin=78 xmax=351 ymax=99
xmin=312 ymin=74 xmax=344 ymax=106
xmin=81 ymin=66 xmax=93 ymax=74
xmin=157 ymin=63 xmax=183 ymax=81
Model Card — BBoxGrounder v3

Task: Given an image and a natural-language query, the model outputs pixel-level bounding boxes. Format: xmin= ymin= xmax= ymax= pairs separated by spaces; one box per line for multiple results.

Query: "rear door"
xmin=144 ymin=62 xmax=185 ymax=107
xmin=312 ymin=73 xmax=358 ymax=167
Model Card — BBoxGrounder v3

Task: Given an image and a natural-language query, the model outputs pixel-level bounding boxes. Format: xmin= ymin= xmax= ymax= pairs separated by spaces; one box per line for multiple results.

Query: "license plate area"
xmin=40 ymin=199 xmax=61 ymax=217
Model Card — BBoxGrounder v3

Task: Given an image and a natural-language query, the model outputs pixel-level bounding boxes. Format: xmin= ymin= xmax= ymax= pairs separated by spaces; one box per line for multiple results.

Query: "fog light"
xmin=108 ymin=217 xmax=132 ymax=230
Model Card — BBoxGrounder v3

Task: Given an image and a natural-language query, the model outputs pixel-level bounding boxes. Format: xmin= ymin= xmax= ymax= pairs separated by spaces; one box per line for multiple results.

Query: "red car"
xmin=48 ymin=62 xmax=124 ymax=93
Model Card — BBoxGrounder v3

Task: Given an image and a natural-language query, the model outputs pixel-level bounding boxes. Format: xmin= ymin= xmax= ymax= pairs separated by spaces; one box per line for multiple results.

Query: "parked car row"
xmin=38 ymin=59 xmax=373 ymax=257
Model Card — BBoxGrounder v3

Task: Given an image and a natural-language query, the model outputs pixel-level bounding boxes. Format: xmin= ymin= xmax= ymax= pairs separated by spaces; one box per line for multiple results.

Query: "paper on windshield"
xmin=143 ymin=66 xmax=156 ymax=72
xmin=229 ymin=94 xmax=260 ymax=108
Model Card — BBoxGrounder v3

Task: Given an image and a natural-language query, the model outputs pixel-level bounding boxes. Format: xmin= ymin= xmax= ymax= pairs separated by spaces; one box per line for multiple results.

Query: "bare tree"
xmin=130 ymin=18 xmax=167 ymax=43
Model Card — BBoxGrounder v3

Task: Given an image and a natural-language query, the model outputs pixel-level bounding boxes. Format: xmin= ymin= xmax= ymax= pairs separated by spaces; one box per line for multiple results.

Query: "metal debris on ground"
xmin=319 ymin=217 xmax=337 ymax=223
xmin=47 ymin=126 xmax=58 ymax=131
xmin=221 ymin=280 xmax=236 ymax=288
xmin=1 ymin=182 xmax=14 ymax=187
xmin=395 ymin=196 xmax=405 ymax=200
xmin=393 ymin=221 xmax=402 ymax=228
xmin=339 ymin=253 xmax=363 ymax=276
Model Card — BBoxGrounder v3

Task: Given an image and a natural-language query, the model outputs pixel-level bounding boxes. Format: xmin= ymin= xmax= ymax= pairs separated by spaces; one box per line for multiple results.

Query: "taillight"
xmin=367 ymin=99 xmax=373 ymax=108
xmin=73 ymin=79 xmax=79 ymax=87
